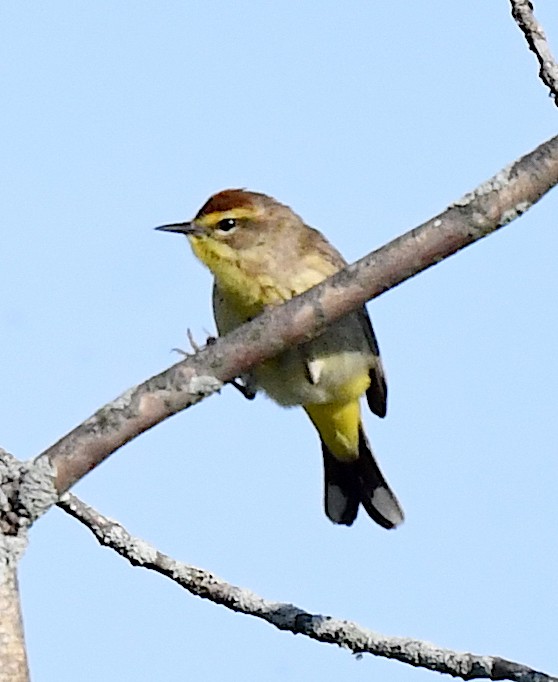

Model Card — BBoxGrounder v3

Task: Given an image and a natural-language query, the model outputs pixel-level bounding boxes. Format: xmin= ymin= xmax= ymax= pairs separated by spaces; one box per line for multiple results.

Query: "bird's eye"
xmin=216 ymin=218 xmax=237 ymax=233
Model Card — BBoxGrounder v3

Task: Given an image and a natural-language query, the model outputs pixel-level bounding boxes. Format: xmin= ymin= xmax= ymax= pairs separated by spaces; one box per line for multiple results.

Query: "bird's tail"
xmin=321 ymin=425 xmax=404 ymax=528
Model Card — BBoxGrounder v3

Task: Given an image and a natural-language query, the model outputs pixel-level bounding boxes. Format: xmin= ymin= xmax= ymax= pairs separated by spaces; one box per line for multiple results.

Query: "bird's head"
xmin=156 ymin=189 xmax=302 ymax=265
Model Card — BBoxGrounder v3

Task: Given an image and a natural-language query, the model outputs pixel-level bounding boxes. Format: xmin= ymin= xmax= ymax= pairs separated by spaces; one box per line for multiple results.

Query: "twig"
xmin=58 ymin=492 xmax=557 ymax=682
xmin=511 ymin=0 xmax=558 ymax=105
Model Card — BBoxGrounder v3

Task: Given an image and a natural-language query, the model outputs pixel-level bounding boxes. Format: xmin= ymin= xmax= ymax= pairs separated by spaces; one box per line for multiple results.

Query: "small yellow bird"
xmin=157 ymin=189 xmax=403 ymax=529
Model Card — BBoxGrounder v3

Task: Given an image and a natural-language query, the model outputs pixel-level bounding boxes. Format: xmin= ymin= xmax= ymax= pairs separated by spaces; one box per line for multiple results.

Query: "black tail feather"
xmin=321 ymin=426 xmax=404 ymax=529
xmin=322 ymin=452 xmax=360 ymax=525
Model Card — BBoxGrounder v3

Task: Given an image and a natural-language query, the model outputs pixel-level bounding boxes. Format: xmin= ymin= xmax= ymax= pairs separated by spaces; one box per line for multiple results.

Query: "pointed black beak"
xmin=155 ymin=222 xmax=202 ymax=236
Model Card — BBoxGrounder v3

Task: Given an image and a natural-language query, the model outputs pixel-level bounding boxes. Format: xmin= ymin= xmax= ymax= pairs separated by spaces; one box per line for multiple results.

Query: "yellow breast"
xmin=190 ymin=235 xmax=289 ymax=320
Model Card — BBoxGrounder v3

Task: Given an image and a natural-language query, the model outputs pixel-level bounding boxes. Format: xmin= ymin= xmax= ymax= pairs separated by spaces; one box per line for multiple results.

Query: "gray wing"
xmin=358 ymin=307 xmax=387 ymax=418
xmin=300 ymin=227 xmax=388 ymax=415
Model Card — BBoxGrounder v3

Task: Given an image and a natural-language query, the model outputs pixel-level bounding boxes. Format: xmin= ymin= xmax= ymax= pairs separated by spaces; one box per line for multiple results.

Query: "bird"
xmin=156 ymin=189 xmax=403 ymax=529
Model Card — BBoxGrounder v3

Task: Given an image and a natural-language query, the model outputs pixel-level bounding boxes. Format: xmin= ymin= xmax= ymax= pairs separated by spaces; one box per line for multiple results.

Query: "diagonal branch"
xmin=58 ymin=492 xmax=557 ymax=682
xmin=30 ymin=133 xmax=558 ymax=500
xmin=511 ymin=0 xmax=558 ymax=105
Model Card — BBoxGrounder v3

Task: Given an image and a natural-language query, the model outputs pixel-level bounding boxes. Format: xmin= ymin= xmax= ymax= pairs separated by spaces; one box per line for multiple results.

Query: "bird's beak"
xmin=155 ymin=221 xmax=203 ymax=236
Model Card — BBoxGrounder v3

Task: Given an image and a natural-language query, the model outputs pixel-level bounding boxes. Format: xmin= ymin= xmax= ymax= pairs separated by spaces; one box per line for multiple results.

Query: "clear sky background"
xmin=2 ymin=3 xmax=557 ymax=681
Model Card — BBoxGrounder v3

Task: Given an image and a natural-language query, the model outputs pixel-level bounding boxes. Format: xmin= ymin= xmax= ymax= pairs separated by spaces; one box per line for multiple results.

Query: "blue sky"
xmin=2 ymin=2 xmax=558 ymax=681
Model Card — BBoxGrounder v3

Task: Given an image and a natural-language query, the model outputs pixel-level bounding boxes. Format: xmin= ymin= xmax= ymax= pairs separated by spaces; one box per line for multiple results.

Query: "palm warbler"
xmin=157 ymin=189 xmax=403 ymax=529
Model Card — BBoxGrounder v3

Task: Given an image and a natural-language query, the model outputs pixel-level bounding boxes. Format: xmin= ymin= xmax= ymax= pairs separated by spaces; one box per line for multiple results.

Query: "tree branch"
xmin=31 ymin=133 xmax=558 ymax=499
xmin=0 ymin=568 xmax=29 ymax=682
xmin=0 ymin=452 xmax=31 ymax=682
xmin=511 ymin=0 xmax=558 ymax=105
xmin=58 ymin=492 xmax=556 ymax=682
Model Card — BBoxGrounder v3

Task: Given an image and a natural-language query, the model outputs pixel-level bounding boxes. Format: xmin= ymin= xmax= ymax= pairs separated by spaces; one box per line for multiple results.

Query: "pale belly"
xmin=252 ymin=327 xmax=373 ymax=407
xmin=212 ymin=282 xmax=375 ymax=407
